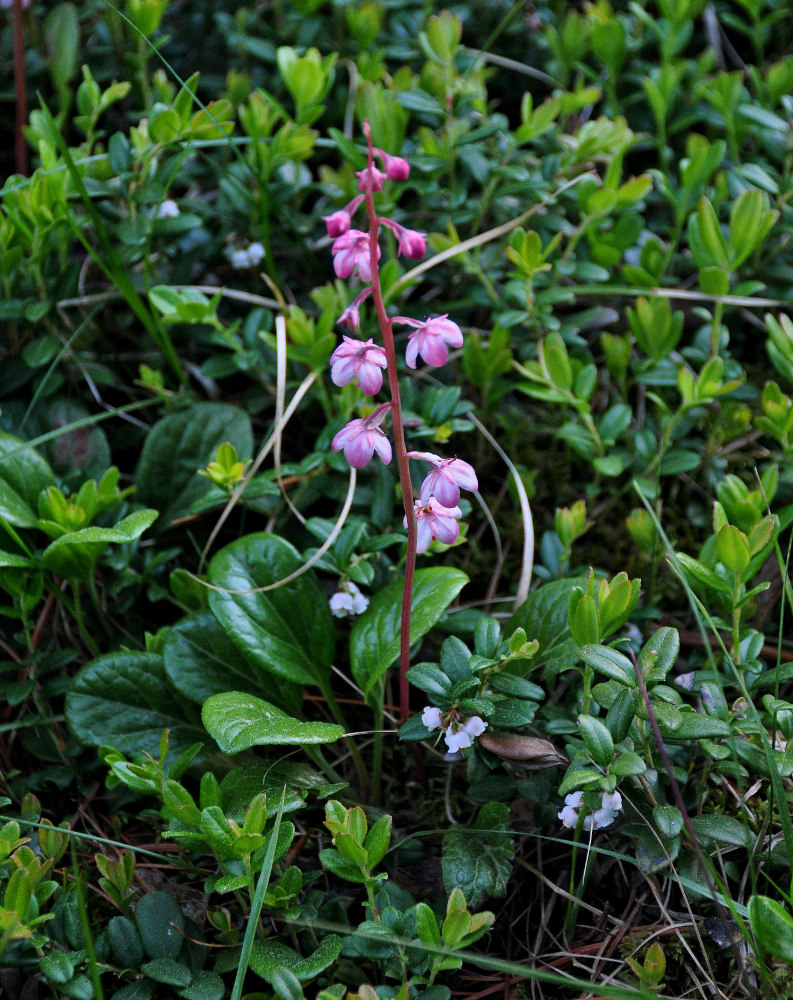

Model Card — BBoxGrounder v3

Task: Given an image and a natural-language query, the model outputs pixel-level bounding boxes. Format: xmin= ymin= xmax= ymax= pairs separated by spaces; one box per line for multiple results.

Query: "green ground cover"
xmin=2 ymin=0 xmax=793 ymax=996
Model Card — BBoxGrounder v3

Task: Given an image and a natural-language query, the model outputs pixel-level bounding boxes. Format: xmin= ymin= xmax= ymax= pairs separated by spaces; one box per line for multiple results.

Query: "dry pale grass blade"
xmin=463 ymin=46 xmax=558 ymax=86
xmin=390 ymin=171 xmax=595 ymax=296
xmin=195 ymin=465 xmax=356 ymax=595
xmin=272 ymin=313 xmax=307 ymax=526
xmin=172 ymin=285 xmax=282 ymax=310
xmin=467 ymin=412 xmax=534 ymax=606
xmin=197 ymin=370 xmax=318 ymax=571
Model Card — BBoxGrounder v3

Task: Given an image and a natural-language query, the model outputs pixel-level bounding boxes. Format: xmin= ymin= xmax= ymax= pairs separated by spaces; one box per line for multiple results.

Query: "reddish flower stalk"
xmin=361 ymin=123 xmax=417 ymax=723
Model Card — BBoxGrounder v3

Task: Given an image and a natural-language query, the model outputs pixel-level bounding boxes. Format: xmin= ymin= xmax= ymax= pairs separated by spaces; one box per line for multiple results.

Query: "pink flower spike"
xmin=356 ymin=164 xmax=386 ymax=193
xmin=408 ymin=451 xmax=478 ymax=507
xmin=406 ymin=498 xmax=462 ymax=554
xmin=338 ymin=288 xmax=372 ymax=331
xmin=332 ymin=230 xmax=380 ymax=282
xmin=332 ymin=403 xmax=392 ymax=468
xmin=393 ymin=315 xmax=464 ymax=369
xmin=330 ymin=336 xmax=388 ymax=396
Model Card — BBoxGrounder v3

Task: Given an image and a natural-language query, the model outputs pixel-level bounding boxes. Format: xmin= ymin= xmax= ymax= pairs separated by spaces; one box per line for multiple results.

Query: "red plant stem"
xmin=13 ymin=0 xmax=28 ymax=175
xmin=362 ymin=127 xmax=417 ymax=723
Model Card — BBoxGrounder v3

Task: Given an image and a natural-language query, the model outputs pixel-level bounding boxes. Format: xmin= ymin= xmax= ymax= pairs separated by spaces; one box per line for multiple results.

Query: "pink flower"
xmin=385 ymin=156 xmax=410 ymax=181
xmin=393 ymin=315 xmax=464 ymax=369
xmin=373 ymin=148 xmax=411 ymax=181
xmin=444 ymin=715 xmax=487 ymax=752
xmin=323 ymin=195 xmax=365 ymax=238
xmin=332 ymin=230 xmax=379 ymax=282
xmin=332 ymin=403 xmax=392 ymax=468
xmin=338 ymin=288 xmax=372 ymax=332
xmin=397 ymin=228 xmax=425 ymax=259
xmin=330 ymin=336 xmax=388 ymax=396
xmin=422 ymin=706 xmax=443 ymax=731
xmin=558 ymin=791 xmax=584 ymax=829
xmin=380 ymin=219 xmax=425 ymax=260
xmin=323 ymin=210 xmax=352 ymax=237
xmin=356 ymin=165 xmax=386 ymax=193
xmin=406 ymin=498 xmax=462 ymax=553
xmin=408 ymin=451 xmax=478 ymax=507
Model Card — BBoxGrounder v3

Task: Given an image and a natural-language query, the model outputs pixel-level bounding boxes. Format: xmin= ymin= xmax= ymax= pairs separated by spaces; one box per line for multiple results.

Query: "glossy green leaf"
xmin=248 ymin=934 xmax=342 ymax=985
xmin=350 ymin=567 xmax=467 ymax=701
xmin=135 ymin=403 xmax=252 ymax=524
xmin=748 ymin=895 xmax=793 ymax=962
xmin=639 ymin=627 xmax=680 ymax=681
xmin=716 ymin=524 xmax=750 ymax=577
xmin=208 ymin=533 xmax=335 ymax=688
xmin=40 ymin=508 xmax=158 ymax=580
xmin=689 ymin=814 xmax=752 ymax=848
xmin=108 ymin=916 xmax=144 ymax=969
xmin=578 ymin=714 xmax=614 ymax=766
xmin=507 ymin=578 xmax=584 ymax=679
xmin=675 ymin=552 xmax=733 ymax=595
xmin=0 ymin=431 xmax=56 ymax=528
xmin=65 ymin=653 xmax=206 ymax=759
xmin=140 ymin=958 xmax=191 ymax=987
xmin=578 ymin=644 xmax=635 ymax=685
xmin=569 ymin=593 xmax=600 ymax=646
xmin=442 ymin=802 xmax=513 ymax=908
xmin=163 ymin=610 xmax=302 ymax=713
xmin=135 ymin=891 xmax=185 ymax=960
xmin=202 ymin=691 xmax=343 ymax=753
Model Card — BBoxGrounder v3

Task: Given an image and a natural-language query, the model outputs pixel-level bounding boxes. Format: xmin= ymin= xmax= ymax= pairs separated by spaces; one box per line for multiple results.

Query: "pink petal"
xmin=357 ymin=363 xmax=383 ymax=396
xmin=372 ymin=434 xmax=392 ymax=465
xmin=345 ymin=435 xmax=375 ymax=467
xmin=419 ymin=335 xmax=449 ymax=367
xmin=404 ymin=338 xmax=420 ymax=369
xmin=331 ymin=356 xmax=357 ymax=387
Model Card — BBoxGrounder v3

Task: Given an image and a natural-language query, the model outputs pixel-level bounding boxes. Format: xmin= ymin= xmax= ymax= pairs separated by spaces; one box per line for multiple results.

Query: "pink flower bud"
xmin=356 ymin=165 xmax=386 ymax=193
xmin=385 ymin=156 xmax=410 ymax=181
xmin=373 ymin=147 xmax=411 ymax=181
xmin=323 ymin=210 xmax=351 ymax=237
xmin=397 ymin=228 xmax=425 ymax=260
xmin=338 ymin=288 xmax=372 ymax=332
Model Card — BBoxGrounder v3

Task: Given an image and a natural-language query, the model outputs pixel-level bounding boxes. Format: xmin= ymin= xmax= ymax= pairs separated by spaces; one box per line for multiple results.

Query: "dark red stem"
xmin=13 ymin=0 xmax=28 ymax=175
xmin=362 ymin=126 xmax=417 ymax=723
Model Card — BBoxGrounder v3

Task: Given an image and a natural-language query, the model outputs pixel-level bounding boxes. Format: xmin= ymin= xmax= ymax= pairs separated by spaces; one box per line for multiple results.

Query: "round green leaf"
xmin=65 ymin=653 xmax=206 ymax=759
xmin=577 ymin=714 xmax=614 ymax=767
xmin=202 ymin=692 xmax=344 ymax=754
xmin=248 ymin=934 xmax=342 ymax=985
xmin=163 ymin=610 xmax=302 ymax=713
xmin=135 ymin=891 xmax=185 ymax=960
xmin=350 ymin=567 xmax=468 ymax=701
xmin=208 ymin=533 xmax=334 ymax=688
xmin=749 ymin=895 xmax=793 ymax=962
xmin=135 ymin=403 xmax=252 ymax=524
